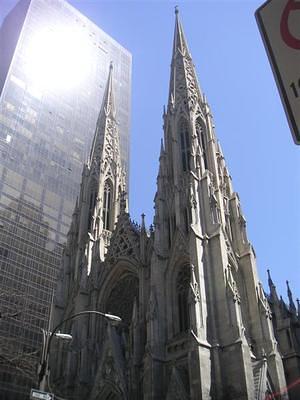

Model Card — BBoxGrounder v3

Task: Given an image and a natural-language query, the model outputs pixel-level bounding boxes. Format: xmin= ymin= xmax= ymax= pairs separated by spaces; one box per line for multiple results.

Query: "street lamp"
xmin=38 ymin=329 xmax=72 ymax=392
xmin=38 ymin=310 xmax=121 ymax=392
xmin=54 ymin=332 xmax=73 ymax=341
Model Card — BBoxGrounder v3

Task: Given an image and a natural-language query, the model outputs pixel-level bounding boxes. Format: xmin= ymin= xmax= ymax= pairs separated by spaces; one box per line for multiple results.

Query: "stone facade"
xmin=52 ymin=10 xmax=298 ymax=400
xmin=266 ymin=273 xmax=300 ymax=400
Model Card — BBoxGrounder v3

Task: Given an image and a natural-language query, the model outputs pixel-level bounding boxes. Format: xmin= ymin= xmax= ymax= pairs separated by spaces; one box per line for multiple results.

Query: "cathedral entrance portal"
xmin=106 ymin=273 xmax=139 ymax=327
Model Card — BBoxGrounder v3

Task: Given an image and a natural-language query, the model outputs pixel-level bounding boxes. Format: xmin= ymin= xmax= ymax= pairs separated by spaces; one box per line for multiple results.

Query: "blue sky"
xmin=1 ymin=0 xmax=299 ymax=302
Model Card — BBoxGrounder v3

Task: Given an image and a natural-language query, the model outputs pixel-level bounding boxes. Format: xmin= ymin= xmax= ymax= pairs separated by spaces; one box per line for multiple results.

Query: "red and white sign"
xmin=256 ymin=0 xmax=300 ymax=144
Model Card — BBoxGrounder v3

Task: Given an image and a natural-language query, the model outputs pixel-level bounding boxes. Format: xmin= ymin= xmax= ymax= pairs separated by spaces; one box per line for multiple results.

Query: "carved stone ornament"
xmin=79 ymin=257 xmax=88 ymax=291
xmin=257 ymin=283 xmax=273 ymax=320
xmin=189 ymin=264 xmax=200 ymax=303
xmin=102 ymin=354 xmax=116 ymax=380
xmin=226 ymin=265 xmax=241 ymax=304
xmin=106 ymin=212 xmax=140 ymax=264
xmin=190 ymin=191 xmax=197 ymax=210
xmin=172 ymin=48 xmax=200 ymax=115
xmin=184 ymin=57 xmax=199 ymax=110
xmin=168 ymin=229 xmax=189 ymax=267
xmin=147 ymin=287 xmax=158 ymax=322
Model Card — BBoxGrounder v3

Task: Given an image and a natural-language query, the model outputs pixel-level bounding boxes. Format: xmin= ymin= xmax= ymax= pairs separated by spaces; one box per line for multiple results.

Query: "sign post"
xmin=30 ymin=388 xmax=54 ymax=400
xmin=256 ymin=0 xmax=300 ymax=144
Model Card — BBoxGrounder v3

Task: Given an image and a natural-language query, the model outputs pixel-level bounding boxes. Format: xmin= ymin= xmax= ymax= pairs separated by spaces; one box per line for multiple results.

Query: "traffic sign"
xmin=256 ymin=0 xmax=300 ymax=144
xmin=30 ymin=388 xmax=54 ymax=400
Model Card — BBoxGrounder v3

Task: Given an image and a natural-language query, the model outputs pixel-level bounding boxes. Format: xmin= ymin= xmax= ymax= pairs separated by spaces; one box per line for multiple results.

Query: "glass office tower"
xmin=0 ymin=0 xmax=131 ymax=397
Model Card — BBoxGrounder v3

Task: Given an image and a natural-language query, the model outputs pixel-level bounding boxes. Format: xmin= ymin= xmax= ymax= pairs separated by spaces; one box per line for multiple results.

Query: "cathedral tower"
xmin=54 ymin=63 xmax=126 ymax=318
xmin=80 ymin=61 xmax=126 ymax=265
xmin=53 ymin=9 xmax=290 ymax=400
xmin=149 ymin=8 xmax=288 ymax=400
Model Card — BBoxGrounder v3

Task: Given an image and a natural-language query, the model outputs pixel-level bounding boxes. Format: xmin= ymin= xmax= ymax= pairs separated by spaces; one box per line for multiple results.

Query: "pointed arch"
xmin=183 ymin=207 xmax=191 ymax=235
xmin=103 ymin=179 xmax=113 ymax=231
xmin=106 ymin=273 xmax=139 ymax=326
xmin=179 ymin=118 xmax=191 ymax=172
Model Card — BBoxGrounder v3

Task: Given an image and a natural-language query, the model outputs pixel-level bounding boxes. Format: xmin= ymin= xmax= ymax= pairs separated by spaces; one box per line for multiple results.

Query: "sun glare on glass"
xmin=24 ymin=27 xmax=91 ymax=91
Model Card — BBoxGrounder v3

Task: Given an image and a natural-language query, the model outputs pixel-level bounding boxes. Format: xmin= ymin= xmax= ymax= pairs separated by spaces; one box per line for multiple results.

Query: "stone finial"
xmin=267 ymin=269 xmax=272 ymax=284
xmin=267 ymin=269 xmax=279 ymax=302
xmin=189 ymin=264 xmax=200 ymax=303
xmin=160 ymin=138 xmax=164 ymax=157
xmin=175 ymin=5 xmax=179 ymax=15
xmin=286 ymin=280 xmax=296 ymax=314
xmin=141 ymin=213 xmax=145 ymax=230
xmin=297 ymin=298 xmax=300 ymax=317
xmin=279 ymin=295 xmax=288 ymax=315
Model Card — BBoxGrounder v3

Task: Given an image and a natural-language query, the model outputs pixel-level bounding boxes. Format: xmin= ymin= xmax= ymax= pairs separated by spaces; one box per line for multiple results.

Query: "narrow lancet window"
xmin=102 ymin=180 xmax=112 ymax=230
xmin=196 ymin=119 xmax=208 ymax=170
xmin=88 ymin=183 xmax=97 ymax=231
xmin=167 ymin=218 xmax=171 ymax=249
xmin=180 ymin=120 xmax=191 ymax=171
xmin=176 ymin=266 xmax=191 ymax=333
xmin=184 ymin=208 xmax=190 ymax=234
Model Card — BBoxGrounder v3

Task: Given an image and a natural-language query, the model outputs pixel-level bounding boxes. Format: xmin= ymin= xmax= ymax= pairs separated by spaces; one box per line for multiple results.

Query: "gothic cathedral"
xmin=53 ymin=10 xmax=299 ymax=400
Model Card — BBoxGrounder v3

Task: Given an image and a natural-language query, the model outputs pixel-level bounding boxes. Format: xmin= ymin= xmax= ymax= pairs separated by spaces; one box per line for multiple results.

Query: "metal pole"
xmin=39 ymin=336 xmax=48 ymax=391
xmin=38 ymin=329 xmax=48 ymax=391
xmin=38 ymin=290 xmax=54 ymax=391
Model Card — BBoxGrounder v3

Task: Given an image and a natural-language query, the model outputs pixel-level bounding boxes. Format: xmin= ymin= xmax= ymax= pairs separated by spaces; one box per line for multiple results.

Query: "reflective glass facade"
xmin=0 ymin=0 xmax=131 ymax=397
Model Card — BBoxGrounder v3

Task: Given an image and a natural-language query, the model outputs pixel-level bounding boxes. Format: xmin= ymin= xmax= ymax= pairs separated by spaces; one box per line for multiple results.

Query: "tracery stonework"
xmin=52 ymin=10 xmax=298 ymax=400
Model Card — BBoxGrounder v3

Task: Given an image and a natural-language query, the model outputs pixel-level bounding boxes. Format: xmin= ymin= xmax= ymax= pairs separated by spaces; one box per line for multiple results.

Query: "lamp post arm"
xmin=39 ymin=310 xmax=121 ymax=391
xmin=46 ymin=310 xmax=119 ymax=363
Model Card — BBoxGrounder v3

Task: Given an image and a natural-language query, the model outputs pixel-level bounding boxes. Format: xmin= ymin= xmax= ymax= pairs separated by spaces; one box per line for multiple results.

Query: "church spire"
xmin=155 ymin=9 xmax=213 ymax=246
xmin=168 ymin=8 xmax=202 ymax=113
xmin=89 ymin=62 xmax=116 ymax=166
xmin=73 ymin=63 xmax=126 ymax=265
